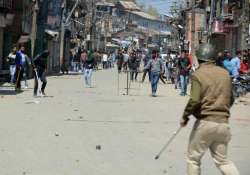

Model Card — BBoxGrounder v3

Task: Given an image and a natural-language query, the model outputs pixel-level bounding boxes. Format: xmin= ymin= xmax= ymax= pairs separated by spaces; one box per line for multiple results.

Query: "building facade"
xmin=184 ymin=0 xmax=250 ymax=55
xmin=0 ymin=0 xmax=17 ymax=72
xmin=114 ymin=1 xmax=172 ymax=51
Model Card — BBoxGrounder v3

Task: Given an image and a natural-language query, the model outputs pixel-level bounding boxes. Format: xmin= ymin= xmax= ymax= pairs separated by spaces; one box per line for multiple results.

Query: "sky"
xmin=136 ymin=0 xmax=178 ymax=15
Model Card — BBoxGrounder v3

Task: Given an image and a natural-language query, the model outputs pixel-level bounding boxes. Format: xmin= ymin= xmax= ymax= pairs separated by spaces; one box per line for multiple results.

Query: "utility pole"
xmin=90 ymin=0 xmax=96 ymax=50
xmin=31 ymin=0 xmax=39 ymax=58
xmin=208 ymin=0 xmax=215 ymax=43
xmin=59 ymin=0 xmax=66 ymax=70
xmin=104 ymin=15 xmax=109 ymax=52
xmin=59 ymin=0 xmax=80 ymax=70
xmin=242 ymin=0 xmax=249 ymax=49
xmin=190 ymin=1 xmax=202 ymax=52
xmin=191 ymin=0 xmax=196 ymax=55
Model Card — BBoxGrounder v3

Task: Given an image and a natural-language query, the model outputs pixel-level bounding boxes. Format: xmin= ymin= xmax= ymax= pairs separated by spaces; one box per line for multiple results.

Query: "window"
xmin=0 ymin=0 xmax=12 ymax=9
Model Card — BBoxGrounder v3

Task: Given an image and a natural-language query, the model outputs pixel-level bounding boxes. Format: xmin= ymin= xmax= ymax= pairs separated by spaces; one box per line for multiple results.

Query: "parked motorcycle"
xmin=232 ymin=74 xmax=250 ymax=98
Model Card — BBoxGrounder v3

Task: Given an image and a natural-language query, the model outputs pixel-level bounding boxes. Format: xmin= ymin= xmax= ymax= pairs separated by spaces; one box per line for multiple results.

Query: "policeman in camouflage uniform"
xmin=180 ymin=44 xmax=240 ymax=175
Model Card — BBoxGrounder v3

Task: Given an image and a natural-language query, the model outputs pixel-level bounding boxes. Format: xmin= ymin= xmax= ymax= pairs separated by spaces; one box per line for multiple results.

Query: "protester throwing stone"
xmin=180 ymin=44 xmax=240 ymax=175
xmin=33 ymin=50 xmax=49 ymax=97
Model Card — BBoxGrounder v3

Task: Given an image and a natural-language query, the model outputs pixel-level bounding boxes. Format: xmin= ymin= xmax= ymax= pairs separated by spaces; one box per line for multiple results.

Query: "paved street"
xmin=0 ymin=68 xmax=250 ymax=175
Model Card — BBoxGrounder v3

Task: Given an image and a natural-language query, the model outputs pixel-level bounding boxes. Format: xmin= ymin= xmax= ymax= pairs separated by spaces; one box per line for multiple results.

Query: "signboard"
xmin=0 ymin=15 xmax=6 ymax=27
xmin=212 ymin=20 xmax=230 ymax=34
xmin=87 ymin=34 xmax=90 ymax=41
xmin=47 ymin=16 xmax=61 ymax=28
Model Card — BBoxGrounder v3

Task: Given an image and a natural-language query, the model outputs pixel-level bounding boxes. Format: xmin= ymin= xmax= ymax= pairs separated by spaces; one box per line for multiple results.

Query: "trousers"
xmin=15 ymin=66 xmax=23 ymax=90
xmin=84 ymin=69 xmax=93 ymax=86
xmin=150 ymin=72 xmax=160 ymax=93
xmin=130 ymin=69 xmax=138 ymax=81
xmin=34 ymin=70 xmax=47 ymax=95
xmin=187 ymin=120 xmax=240 ymax=175
xmin=180 ymin=74 xmax=188 ymax=96
xmin=142 ymin=70 xmax=150 ymax=82
xmin=9 ymin=65 xmax=16 ymax=83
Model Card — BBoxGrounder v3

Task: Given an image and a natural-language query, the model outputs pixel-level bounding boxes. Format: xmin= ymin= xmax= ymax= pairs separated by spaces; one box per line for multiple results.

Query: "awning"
xmin=0 ymin=15 xmax=6 ymax=27
xmin=112 ymin=38 xmax=121 ymax=43
xmin=160 ymin=31 xmax=171 ymax=36
xmin=18 ymin=35 xmax=30 ymax=43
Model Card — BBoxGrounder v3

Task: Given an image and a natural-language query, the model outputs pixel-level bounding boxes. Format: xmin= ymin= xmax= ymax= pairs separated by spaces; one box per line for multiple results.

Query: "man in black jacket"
xmin=116 ymin=50 xmax=124 ymax=73
xmin=83 ymin=52 xmax=95 ymax=87
xmin=141 ymin=52 xmax=151 ymax=83
xmin=178 ymin=51 xmax=191 ymax=96
xmin=128 ymin=51 xmax=139 ymax=81
xmin=33 ymin=50 xmax=49 ymax=96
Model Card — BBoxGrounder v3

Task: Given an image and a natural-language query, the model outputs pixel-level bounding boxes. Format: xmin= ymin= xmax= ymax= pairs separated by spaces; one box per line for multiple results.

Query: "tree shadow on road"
xmin=34 ymin=95 xmax=54 ymax=98
xmin=0 ymin=90 xmax=19 ymax=95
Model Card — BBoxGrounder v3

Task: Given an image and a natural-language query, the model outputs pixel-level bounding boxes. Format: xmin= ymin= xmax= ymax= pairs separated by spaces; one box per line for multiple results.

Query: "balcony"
xmin=221 ymin=13 xmax=234 ymax=21
xmin=0 ymin=0 xmax=12 ymax=10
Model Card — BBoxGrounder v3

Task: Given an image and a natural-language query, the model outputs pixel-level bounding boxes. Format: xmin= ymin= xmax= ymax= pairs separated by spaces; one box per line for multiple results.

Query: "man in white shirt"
xmin=102 ymin=53 xmax=108 ymax=69
xmin=6 ymin=46 xmax=17 ymax=84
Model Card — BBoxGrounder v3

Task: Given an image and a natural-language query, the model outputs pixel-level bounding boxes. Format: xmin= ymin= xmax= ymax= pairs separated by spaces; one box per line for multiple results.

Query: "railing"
xmin=0 ymin=0 xmax=12 ymax=9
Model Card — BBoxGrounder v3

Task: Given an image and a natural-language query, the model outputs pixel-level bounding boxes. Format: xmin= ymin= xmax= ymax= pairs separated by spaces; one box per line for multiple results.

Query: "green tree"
xmin=139 ymin=4 xmax=146 ymax=11
xmin=146 ymin=5 xmax=159 ymax=17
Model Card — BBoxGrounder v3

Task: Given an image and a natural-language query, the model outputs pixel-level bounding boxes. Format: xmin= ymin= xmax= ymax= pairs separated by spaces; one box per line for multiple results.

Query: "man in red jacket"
xmin=240 ymin=57 xmax=249 ymax=74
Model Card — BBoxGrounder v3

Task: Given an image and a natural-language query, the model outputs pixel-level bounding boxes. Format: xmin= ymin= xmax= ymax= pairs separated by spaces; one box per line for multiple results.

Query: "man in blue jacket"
xmin=15 ymin=46 xmax=25 ymax=92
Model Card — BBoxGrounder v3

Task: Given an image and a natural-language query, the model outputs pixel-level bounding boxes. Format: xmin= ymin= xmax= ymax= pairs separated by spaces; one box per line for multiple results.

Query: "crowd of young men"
xmin=114 ymin=48 xmax=193 ymax=97
xmin=6 ymin=45 xmax=32 ymax=92
xmin=5 ymin=44 xmax=250 ymax=99
xmin=4 ymin=42 xmax=249 ymax=174
xmin=216 ymin=49 xmax=250 ymax=78
xmin=5 ymin=45 xmax=49 ymax=96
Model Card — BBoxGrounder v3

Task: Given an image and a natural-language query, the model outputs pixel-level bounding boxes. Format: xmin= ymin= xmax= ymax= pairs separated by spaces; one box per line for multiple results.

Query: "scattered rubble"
xmin=25 ymin=100 xmax=40 ymax=104
xmin=238 ymin=94 xmax=250 ymax=105
xmin=96 ymin=145 xmax=101 ymax=150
